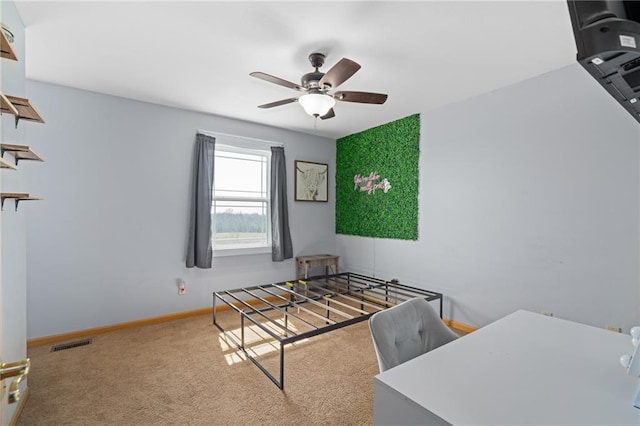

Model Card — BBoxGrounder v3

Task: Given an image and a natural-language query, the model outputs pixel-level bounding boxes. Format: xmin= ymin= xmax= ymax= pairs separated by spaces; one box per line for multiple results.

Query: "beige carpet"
xmin=17 ymin=310 xmax=381 ymax=425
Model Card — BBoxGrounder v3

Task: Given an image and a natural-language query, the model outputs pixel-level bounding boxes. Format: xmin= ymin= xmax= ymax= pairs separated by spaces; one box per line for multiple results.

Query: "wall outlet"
xmin=606 ymin=325 xmax=622 ymax=333
xmin=178 ymin=280 xmax=186 ymax=295
xmin=542 ymin=311 xmax=553 ymax=317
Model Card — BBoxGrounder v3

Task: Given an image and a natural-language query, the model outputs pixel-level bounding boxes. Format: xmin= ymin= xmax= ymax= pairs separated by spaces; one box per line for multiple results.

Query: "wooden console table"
xmin=296 ymin=254 xmax=339 ymax=279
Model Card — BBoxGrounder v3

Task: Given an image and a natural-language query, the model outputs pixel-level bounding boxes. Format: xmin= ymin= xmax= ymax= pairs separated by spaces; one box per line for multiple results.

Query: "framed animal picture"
xmin=295 ymin=160 xmax=328 ymax=202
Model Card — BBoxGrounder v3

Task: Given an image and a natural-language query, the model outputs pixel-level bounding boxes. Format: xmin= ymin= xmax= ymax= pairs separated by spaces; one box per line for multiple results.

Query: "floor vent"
xmin=50 ymin=339 xmax=92 ymax=352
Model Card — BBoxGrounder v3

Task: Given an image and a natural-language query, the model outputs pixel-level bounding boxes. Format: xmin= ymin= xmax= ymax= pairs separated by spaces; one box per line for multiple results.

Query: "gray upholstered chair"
xmin=369 ymin=297 xmax=459 ymax=373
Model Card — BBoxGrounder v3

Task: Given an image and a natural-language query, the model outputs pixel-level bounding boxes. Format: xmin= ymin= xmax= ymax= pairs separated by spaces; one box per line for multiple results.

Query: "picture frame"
xmin=295 ymin=160 xmax=328 ymax=202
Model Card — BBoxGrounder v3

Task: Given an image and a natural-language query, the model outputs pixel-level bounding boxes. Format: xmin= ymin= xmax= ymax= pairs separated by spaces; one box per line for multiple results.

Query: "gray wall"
xmin=338 ymin=64 xmax=640 ymax=332
xmin=1 ymin=1 xmax=28 ymax=424
xmin=23 ymin=81 xmax=335 ymax=339
xmin=23 ymin=63 xmax=640 ymax=338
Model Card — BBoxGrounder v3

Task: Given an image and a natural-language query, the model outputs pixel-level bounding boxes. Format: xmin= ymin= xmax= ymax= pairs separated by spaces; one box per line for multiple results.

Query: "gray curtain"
xmin=270 ymin=146 xmax=293 ymax=261
xmin=186 ymin=133 xmax=215 ymax=268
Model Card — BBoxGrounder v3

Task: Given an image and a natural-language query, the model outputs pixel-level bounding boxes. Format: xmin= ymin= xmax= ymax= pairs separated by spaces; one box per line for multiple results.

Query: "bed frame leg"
xmin=279 ymin=343 xmax=285 ymax=389
xmin=241 ymin=315 xmax=245 ymax=348
xmin=212 ymin=294 xmax=217 ymax=325
xmin=284 ymin=305 xmax=289 ymax=330
xmin=325 ymin=298 xmax=331 ymax=325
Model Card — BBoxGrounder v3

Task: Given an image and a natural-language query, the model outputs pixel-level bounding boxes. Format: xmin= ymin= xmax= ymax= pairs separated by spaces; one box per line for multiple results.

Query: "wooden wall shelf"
xmin=1 ymin=143 xmax=44 ymax=165
xmin=1 ymin=26 xmax=44 ymax=213
xmin=0 ymin=27 xmax=17 ymax=61
xmin=0 ymin=157 xmax=17 ymax=170
xmin=0 ymin=93 xmax=19 ymax=116
xmin=0 ymin=92 xmax=44 ymax=128
xmin=0 ymin=193 xmax=42 ymax=211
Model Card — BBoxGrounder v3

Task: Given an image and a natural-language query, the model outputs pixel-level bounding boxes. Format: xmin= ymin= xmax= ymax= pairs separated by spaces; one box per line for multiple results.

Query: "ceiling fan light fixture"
xmin=298 ymin=93 xmax=335 ymax=117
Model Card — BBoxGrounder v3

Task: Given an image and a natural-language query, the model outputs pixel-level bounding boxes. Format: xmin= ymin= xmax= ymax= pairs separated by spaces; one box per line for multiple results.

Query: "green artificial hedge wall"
xmin=336 ymin=114 xmax=420 ymax=240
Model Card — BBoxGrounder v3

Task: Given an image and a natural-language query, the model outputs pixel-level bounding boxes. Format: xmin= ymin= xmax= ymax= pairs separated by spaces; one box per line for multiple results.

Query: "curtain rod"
xmin=197 ymin=129 xmax=284 ymax=147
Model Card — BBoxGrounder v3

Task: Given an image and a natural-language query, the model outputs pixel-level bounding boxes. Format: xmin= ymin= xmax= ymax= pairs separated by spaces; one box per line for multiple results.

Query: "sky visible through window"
xmin=214 ymin=151 xmax=268 ymax=212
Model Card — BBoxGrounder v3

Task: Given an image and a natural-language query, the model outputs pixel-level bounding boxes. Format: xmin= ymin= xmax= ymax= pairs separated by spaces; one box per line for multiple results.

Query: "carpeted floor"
xmin=17 ymin=310 xmax=381 ymax=425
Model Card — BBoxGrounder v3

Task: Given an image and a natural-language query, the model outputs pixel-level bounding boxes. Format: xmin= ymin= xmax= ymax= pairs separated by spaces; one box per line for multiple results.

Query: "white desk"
xmin=374 ymin=310 xmax=640 ymax=425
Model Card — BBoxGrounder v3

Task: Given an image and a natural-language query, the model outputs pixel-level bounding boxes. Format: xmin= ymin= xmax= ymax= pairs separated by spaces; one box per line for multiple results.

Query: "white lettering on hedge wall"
xmin=354 ymin=172 xmax=391 ymax=195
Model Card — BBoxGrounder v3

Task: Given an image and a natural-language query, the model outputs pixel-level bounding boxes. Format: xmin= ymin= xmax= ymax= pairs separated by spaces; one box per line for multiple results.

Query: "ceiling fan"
xmin=250 ymin=52 xmax=388 ymax=120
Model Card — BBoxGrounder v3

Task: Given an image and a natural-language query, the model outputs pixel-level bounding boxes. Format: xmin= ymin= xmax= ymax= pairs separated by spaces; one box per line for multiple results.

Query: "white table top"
xmin=375 ymin=310 xmax=640 ymax=425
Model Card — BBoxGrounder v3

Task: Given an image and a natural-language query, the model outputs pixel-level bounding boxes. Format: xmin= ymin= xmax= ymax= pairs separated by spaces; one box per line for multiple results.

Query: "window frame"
xmin=212 ymin=141 xmax=272 ymax=257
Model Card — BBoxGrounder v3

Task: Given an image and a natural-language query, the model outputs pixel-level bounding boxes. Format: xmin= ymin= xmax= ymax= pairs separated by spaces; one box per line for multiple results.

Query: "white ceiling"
xmin=14 ymin=1 xmax=578 ymax=139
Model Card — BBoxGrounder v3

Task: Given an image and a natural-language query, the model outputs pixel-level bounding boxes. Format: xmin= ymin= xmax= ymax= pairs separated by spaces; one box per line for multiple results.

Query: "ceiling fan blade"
xmin=250 ymin=72 xmax=303 ymax=91
xmin=257 ymin=98 xmax=298 ymax=109
xmin=334 ymin=91 xmax=388 ymax=104
xmin=320 ymin=108 xmax=335 ymax=120
xmin=318 ymin=58 xmax=361 ymax=89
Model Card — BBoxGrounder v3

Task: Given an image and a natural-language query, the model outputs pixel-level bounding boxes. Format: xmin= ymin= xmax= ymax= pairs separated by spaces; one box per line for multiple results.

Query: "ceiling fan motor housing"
xmin=303 ymin=53 xmax=328 ymax=89
xmin=301 ymin=71 xmax=326 ymax=89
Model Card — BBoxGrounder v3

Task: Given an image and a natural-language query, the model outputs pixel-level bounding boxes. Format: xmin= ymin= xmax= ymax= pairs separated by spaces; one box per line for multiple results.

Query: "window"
xmin=212 ymin=143 xmax=271 ymax=255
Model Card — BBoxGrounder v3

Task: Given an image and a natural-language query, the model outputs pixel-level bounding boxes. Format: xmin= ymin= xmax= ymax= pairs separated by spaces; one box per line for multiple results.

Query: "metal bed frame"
xmin=213 ymin=272 xmax=443 ymax=389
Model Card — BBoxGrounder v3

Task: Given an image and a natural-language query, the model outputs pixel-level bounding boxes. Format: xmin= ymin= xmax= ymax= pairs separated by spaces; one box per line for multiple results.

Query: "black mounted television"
xmin=567 ymin=0 xmax=640 ymax=122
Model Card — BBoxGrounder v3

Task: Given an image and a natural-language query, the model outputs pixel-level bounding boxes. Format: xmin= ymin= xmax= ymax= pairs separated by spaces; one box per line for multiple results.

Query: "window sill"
xmin=213 ymin=246 xmax=271 ymax=257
